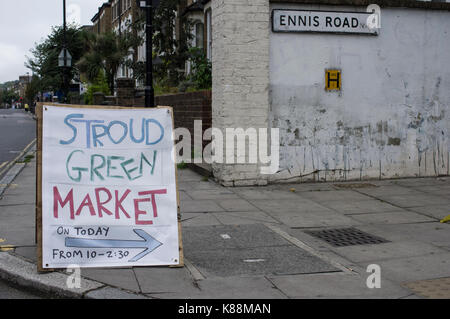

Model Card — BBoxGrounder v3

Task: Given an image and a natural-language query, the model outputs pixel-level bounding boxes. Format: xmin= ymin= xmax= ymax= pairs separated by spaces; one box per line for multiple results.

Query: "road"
xmin=0 ymin=280 xmax=42 ymax=299
xmin=0 ymin=109 xmax=36 ymax=180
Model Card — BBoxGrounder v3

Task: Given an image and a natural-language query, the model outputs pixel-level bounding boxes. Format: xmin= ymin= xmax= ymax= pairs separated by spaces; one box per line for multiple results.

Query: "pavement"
xmin=0 ymin=146 xmax=450 ymax=299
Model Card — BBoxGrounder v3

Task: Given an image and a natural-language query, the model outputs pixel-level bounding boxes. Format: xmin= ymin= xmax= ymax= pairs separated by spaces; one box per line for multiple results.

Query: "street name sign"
xmin=37 ymin=104 xmax=182 ymax=270
xmin=272 ymin=9 xmax=379 ymax=35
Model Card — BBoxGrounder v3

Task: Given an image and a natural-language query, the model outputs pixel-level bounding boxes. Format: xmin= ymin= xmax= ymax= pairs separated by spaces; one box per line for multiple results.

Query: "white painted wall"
xmin=270 ymin=4 xmax=450 ymax=182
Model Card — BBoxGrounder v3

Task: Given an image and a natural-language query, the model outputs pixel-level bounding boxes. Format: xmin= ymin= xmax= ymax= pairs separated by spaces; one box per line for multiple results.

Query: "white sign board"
xmin=272 ymin=9 xmax=378 ymax=35
xmin=41 ymin=105 xmax=179 ymax=269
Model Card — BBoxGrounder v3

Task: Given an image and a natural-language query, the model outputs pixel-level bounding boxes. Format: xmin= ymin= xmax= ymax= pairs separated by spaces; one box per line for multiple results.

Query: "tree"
xmin=77 ymin=31 xmax=137 ymax=93
xmin=25 ymin=75 xmax=41 ymax=105
xmin=152 ymin=0 xmax=192 ymax=88
xmin=26 ymin=25 xmax=86 ymax=100
xmin=127 ymin=0 xmax=192 ymax=89
xmin=1 ymin=89 xmax=19 ymax=106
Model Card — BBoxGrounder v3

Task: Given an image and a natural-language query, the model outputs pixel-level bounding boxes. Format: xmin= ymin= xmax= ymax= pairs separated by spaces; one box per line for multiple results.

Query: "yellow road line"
xmin=0 ymin=162 xmax=7 ymax=170
xmin=0 ymin=138 xmax=36 ymax=178
xmin=0 ymin=245 xmax=15 ymax=252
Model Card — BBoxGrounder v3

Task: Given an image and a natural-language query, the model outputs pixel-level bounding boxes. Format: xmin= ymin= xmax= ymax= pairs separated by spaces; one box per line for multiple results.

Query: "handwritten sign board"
xmin=36 ymin=104 xmax=181 ymax=270
xmin=272 ymin=9 xmax=378 ymax=35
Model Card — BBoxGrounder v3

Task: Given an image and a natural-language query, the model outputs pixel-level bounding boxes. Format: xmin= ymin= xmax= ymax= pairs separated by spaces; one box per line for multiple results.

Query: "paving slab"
xmin=81 ymin=268 xmax=141 ymax=293
xmin=407 ymin=184 xmax=450 ymax=195
xmin=0 ymin=196 xmax=35 ymax=206
xmin=299 ymin=190 xmax=372 ymax=202
xmin=333 ymin=240 xmax=447 ymax=263
xmin=273 ymin=183 xmax=337 ymax=192
xmin=249 ymin=198 xmax=332 ymax=214
xmin=391 ymin=178 xmax=449 ymax=187
xmin=178 ymin=191 xmax=192 ymax=201
xmin=216 ymin=199 xmax=259 ymax=212
xmin=355 ymin=185 xmax=425 ymax=197
xmin=370 ymin=253 xmax=450 ymax=283
xmin=180 ymin=200 xmax=224 ymax=213
xmin=177 ymin=169 xmax=204 ymax=182
xmin=408 ymin=205 xmax=450 ymax=220
xmin=85 ymin=286 xmax=150 ymax=299
xmin=213 ymin=211 xmax=280 ymax=225
xmin=179 ymin=181 xmax=224 ymax=191
xmin=0 ymin=203 xmax=35 ymax=220
xmin=375 ymin=194 xmax=450 ymax=208
xmin=196 ymin=276 xmax=287 ymax=299
xmin=147 ymin=276 xmax=287 ymax=299
xmin=349 ymin=211 xmax=437 ymax=225
xmin=320 ymin=199 xmax=405 ymax=214
xmin=356 ymin=222 xmax=450 ymax=248
xmin=185 ymin=189 xmax=239 ymax=200
xmin=1 ymin=185 xmax=36 ymax=197
xmin=268 ymin=272 xmax=411 ymax=299
xmin=232 ymin=187 xmax=302 ymax=200
xmin=181 ymin=213 xmax=222 ymax=227
xmin=133 ymin=267 xmax=199 ymax=294
xmin=267 ymin=210 xmax=361 ymax=228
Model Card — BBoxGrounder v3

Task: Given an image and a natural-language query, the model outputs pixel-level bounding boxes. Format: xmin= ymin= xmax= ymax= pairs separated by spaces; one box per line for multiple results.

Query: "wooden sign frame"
xmin=36 ymin=103 xmax=184 ymax=272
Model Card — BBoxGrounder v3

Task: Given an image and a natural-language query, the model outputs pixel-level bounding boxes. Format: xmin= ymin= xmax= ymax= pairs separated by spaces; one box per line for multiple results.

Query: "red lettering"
xmin=134 ymin=198 xmax=153 ymax=225
xmin=95 ymin=188 xmax=113 ymax=218
xmin=76 ymin=194 xmax=96 ymax=217
xmin=138 ymin=189 xmax=167 ymax=218
xmin=53 ymin=187 xmax=168 ymax=224
xmin=53 ymin=187 xmax=75 ymax=219
xmin=115 ymin=189 xmax=131 ymax=219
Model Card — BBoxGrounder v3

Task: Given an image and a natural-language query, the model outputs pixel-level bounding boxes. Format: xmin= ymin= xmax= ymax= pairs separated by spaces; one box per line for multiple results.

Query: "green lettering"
xmin=107 ymin=156 xmax=125 ymax=179
xmin=90 ymin=154 xmax=106 ymax=181
xmin=120 ymin=159 xmax=141 ymax=181
xmin=140 ymin=151 xmax=157 ymax=175
xmin=66 ymin=150 xmax=88 ymax=182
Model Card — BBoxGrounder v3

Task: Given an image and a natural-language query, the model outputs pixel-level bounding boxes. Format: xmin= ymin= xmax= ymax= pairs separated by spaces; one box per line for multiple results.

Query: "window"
xmin=195 ymin=22 xmax=204 ymax=49
xmin=206 ymin=9 xmax=212 ymax=61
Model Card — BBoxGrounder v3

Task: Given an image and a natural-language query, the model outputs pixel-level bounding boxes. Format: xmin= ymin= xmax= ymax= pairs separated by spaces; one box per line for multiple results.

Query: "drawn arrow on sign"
xmin=65 ymin=229 xmax=163 ymax=262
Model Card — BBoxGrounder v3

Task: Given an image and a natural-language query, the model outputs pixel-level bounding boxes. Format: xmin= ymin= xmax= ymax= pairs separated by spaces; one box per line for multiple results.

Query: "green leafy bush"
xmin=84 ymin=71 xmax=110 ymax=105
xmin=188 ymin=48 xmax=212 ymax=90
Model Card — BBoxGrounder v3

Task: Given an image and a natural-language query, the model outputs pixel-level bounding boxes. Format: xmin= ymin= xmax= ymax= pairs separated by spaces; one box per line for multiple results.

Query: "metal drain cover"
xmin=305 ymin=228 xmax=390 ymax=247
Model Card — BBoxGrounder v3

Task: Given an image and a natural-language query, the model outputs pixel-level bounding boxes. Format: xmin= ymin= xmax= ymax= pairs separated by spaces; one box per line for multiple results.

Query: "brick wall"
xmin=135 ymin=90 xmax=212 ymax=152
xmin=157 ymin=91 xmax=212 ymax=150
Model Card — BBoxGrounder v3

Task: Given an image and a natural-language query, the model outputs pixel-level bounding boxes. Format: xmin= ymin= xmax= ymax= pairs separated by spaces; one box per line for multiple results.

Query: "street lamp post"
xmin=63 ymin=0 xmax=67 ymax=102
xmin=137 ymin=0 xmax=159 ymax=108
xmin=58 ymin=0 xmax=72 ymax=103
xmin=145 ymin=0 xmax=154 ymax=108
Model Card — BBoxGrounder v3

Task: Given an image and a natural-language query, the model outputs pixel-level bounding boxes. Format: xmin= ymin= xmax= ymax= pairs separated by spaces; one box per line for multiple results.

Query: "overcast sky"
xmin=0 ymin=0 xmax=105 ymax=83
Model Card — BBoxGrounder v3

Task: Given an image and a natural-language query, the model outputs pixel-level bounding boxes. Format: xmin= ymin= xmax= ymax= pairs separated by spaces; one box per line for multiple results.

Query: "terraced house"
xmin=90 ymin=0 xmax=212 ymax=85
